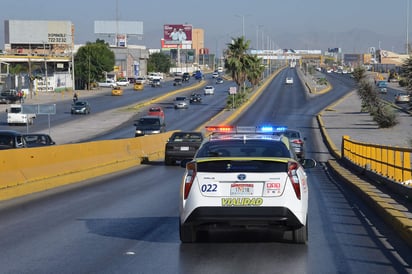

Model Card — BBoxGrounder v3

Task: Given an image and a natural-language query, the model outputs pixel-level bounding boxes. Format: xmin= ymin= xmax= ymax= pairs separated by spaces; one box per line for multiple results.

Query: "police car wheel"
xmin=179 ymin=222 xmax=197 ymax=243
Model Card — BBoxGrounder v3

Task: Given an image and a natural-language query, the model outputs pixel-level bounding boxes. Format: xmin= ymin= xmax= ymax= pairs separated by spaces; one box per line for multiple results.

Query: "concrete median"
xmin=0 ymin=131 xmax=176 ymax=201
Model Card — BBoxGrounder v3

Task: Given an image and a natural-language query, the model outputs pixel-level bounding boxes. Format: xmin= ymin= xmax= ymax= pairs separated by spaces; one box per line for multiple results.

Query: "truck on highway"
xmin=6 ymin=104 xmax=36 ymax=125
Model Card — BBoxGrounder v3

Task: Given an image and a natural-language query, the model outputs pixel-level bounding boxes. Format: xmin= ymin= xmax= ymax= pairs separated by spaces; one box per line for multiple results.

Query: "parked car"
xmin=134 ymin=116 xmax=166 ymax=137
xmin=164 ymin=131 xmax=204 ymax=165
xmin=0 ymin=89 xmax=20 ymax=104
xmin=204 ymin=85 xmax=215 ymax=95
xmin=394 ymin=93 xmax=410 ymax=104
xmin=147 ymin=106 xmax=165 ymax=119
xmin=23 ymin=133 xmax=55 ymax=147
xmin=71 ymin=100 xmax=91 ymax=114
xmin=174 ymin=96 xmax=189 ymax=109
xmin=0 ymin=130 xmax=26 ymax=150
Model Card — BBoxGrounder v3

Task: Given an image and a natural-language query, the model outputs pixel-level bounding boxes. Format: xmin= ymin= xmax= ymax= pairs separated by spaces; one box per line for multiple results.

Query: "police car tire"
xmin=292 ymin=219 xmax=308 ymax=244
xmin=179 ymin=222 xmax=197 ymax=243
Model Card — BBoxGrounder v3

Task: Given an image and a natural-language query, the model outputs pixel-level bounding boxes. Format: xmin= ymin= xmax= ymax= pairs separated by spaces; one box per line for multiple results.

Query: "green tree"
xmin=400 ymin=56 xmax=412 ymax=92
xmin=352 ymin=66 xmax=366 ymax=83
xmin=224 ymin=36 xmax=251 ymax=91
xmin=74 ymin=39 xmax=115 ymax=89
xmin=246 ymin=54 xmax=265 ymax=87
xmin=147 ymin=52 xmax=171 ymax=73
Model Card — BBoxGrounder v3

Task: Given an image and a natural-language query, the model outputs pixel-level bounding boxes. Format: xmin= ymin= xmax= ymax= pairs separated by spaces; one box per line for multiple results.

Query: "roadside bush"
xmin=357 ymin=79 xmax=398 ymax=128
xmin=226 ymin=92 xmax=247 ymax=109
xmin=371 ymin=104 xmax=398 ymax=128
xmin=316 ymin=78 xmax=328 ymax=85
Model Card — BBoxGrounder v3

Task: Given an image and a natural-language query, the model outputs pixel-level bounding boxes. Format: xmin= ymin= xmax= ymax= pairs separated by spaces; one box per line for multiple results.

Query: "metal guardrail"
xmin=342 ymin=135 xmax=412 ymax=184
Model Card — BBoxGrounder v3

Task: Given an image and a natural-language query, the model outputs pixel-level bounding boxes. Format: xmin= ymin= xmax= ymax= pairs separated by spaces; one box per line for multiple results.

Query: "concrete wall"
xmin=0 ymin=131 xmax=176 ymax=201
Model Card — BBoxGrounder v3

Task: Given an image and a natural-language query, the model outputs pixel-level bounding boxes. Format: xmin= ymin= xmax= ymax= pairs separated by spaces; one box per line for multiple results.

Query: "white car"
xmin=179 ymin=125 xmax=316 ymax=243
xmin=204 ymin=85 xmax=215 ymax=95
xmin=285 ymin=77 xmax=294 ymax=84
xmin=212 ymin=72 xmax=219 ymax=78
xmin=116 ymin=79 xmax=129 ymax=86
xmin=174 ymin=96 xmax=189 ymax=109
xmin=98 ymin=79 xmax=117 ymax=88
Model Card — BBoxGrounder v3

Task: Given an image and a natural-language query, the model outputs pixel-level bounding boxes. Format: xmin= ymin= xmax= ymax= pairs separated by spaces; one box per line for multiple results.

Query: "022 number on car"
xmin=201 ymin=184 xmax=217 ymax=192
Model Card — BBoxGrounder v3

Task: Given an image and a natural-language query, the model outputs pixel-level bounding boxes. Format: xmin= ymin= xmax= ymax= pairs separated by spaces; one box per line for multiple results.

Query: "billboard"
xmin=163 ymin=24 xmax=192 ymax=45
xmin=5 ymin=20 xmax=72 ymax=45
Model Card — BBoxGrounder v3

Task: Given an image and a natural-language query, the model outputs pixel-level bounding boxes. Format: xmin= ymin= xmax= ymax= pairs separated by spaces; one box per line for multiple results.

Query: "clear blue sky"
xmin=1 ymin=0 xmax=411 ymax=53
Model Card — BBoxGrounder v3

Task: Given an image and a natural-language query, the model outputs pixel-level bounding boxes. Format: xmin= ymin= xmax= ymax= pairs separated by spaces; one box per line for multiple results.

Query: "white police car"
xmin=179 ymin=125 xmax=316 ymax=243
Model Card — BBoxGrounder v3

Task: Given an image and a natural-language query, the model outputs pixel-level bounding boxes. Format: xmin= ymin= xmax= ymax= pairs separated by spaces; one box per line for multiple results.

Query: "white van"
xmin=6 ymin=104 xmax=36 ymax=125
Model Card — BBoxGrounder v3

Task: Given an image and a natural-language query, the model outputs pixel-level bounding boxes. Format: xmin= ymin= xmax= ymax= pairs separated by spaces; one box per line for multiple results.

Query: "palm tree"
xmin=246 ymin=54 xmax=265 ymax=87
xmin=224 ymin=36 xmax=251 ymax=92
xmin=224 ymin=36 xmax=265 ymax=91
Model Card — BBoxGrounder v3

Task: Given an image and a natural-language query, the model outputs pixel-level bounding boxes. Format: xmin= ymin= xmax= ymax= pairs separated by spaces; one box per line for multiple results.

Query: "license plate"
xmin=180 ymin=146 xmax=189 ymax=151
xmin=230 ymin=183 xmax=253 ymax=196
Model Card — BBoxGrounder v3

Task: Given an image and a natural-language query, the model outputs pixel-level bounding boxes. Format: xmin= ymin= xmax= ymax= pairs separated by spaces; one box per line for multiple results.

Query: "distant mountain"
xmin=136 ymin=28 xmax=408 ymax=55
xmin=273 ymin=28 xmax=407 ymax=54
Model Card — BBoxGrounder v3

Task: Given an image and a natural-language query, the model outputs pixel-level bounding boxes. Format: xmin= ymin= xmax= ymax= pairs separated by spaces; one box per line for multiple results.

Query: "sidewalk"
xmin=320 ymin=90 xmax=412 ymax=150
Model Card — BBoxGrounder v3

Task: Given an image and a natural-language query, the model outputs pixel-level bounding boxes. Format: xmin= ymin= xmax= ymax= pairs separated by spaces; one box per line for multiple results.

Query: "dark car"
xmin=71 ymin=100 xmax=91 ymax=114
xmin=151 ymin=79 xmax=161 ymax=87
xmin=0 ymin=89 xmax=20 ymax=104
xmin=189 ymin=93 xmax=202 ymax=104
xmin=134 ymin=116 xmax=166 ymax=137
xmin=182 ymin=72 xmax=190 ymax=82
xmin=173 ymin=78 xmax=183 ymax=86
xmin=164 ymin=131 xmax=204 ymax=165
xmin=23 ymin=133 xmax=56 ymax=147
xmin=282 ymin=129 xmax=306 ymax=159
xmin=0 ymin=130 xmax=26 ymax=150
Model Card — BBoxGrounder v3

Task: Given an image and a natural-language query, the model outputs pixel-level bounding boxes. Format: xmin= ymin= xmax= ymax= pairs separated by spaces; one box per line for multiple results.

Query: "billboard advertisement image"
xmin=163 ymin=24 xmax=192 ymax=45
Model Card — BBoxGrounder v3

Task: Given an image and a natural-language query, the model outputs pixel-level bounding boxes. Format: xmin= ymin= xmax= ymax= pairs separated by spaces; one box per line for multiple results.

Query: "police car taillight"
xmin=183 ymin=162 xmax=197 ymax=199
xmin=292 ymin=139 xmax=303 ymax=145
xmin=288 ymin=161 xmax=301 ymax=200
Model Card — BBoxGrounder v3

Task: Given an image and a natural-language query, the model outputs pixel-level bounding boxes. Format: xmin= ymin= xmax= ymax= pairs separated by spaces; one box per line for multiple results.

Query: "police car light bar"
xmin=205 ymin=125 xmax=287 ymax=134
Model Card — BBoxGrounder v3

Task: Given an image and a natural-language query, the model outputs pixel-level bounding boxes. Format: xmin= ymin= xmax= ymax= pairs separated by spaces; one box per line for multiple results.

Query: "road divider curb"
xmin=0 ymin=131 xmax=177 ymax=201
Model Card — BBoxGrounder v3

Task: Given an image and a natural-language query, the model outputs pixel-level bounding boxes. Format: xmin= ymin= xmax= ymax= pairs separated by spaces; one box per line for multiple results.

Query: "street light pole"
xmin=407 ymin=0 xmax=410 ymax=54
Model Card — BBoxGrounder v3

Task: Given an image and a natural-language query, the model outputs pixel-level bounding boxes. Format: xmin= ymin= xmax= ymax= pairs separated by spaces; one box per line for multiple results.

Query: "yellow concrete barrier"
xmin=0 ymin=131 xmax=177 ymax=201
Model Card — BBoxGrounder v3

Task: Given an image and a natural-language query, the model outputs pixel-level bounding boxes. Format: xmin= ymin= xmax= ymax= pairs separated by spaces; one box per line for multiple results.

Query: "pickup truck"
xmin=148 ymin=73 xmax=164 ymax=81
xmin=0 ymin=89 xmax=20 ymax=104
xmin=6 ymin=104 xmax=36 ymax=125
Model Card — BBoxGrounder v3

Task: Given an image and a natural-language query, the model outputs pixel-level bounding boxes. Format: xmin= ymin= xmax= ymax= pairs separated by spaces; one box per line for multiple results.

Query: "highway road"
xmin=0 ymin=69 xmax=411 ymax=273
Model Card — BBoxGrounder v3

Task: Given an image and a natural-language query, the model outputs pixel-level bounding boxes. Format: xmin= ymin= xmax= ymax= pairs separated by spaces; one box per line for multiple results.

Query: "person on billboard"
xmin=169 ymin=28 xmax=179 ymax=41
xmin=177 ymin=28 xmax=187 ymax=42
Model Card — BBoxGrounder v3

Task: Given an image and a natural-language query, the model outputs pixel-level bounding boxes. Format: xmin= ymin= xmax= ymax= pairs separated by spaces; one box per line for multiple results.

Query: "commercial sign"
xmin=163 ymin=24 xmax=192 ymax=45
